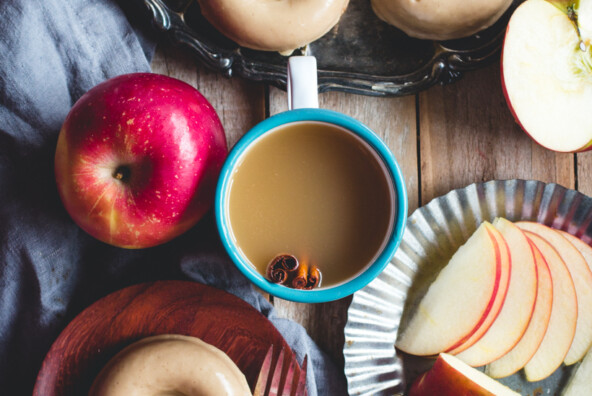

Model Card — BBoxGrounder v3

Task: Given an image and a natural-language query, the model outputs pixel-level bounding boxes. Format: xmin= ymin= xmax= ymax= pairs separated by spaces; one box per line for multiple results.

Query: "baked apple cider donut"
xmin=371 ymin=0 xmax=513 ymax=40
xmin=89 ymin=335 xmax=251 ymax=396
xmin=197 ymin=0 xmax=350 ymax=53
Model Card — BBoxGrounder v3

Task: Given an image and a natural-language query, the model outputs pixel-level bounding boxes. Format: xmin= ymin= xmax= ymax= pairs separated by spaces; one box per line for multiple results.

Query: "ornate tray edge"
xmin=141 ymin=0 xmax=517 ymax=97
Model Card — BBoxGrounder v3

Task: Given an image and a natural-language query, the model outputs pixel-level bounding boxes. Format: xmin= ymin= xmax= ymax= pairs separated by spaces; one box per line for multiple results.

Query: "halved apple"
xmin=485 ymin=239 xmax=553 ymax=378
xmin=396 ymin=222 xmax=504 ymax=356
xmin=516 ymin=221 xmax=592 ymax=365
xmin=454 ymin=218 xmax=538 ymax=367
xmin=521 ymin=231 xmax=577 ymax=382
xmin=445 ymin=225 xmax=511 ymax=355
xmin=409 ymin=353 xmax=520 ymax=396
xmin=502 ymin=0 xmax=592 ymax=152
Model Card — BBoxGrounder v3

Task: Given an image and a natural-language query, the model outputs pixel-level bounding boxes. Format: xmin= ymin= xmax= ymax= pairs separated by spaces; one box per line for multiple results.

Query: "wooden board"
xmin=149 ymin=44 xmax=586 ymax=382
xmin=419 ymin=62 xmax=574 ymax=205
xmin=34 ymin=281 xmax=298 ymax=395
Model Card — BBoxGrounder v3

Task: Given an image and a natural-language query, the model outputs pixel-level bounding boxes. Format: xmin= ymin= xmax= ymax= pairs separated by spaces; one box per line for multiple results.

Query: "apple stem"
xmin=567 ymin=5 xmax=585 ymax=49
xmin=113 ymin=165 xmax=131 ymax=183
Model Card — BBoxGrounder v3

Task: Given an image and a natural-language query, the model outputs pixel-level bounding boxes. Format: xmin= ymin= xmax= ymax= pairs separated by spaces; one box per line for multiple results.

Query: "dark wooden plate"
xmin=33 ymin=280 xmax=299 ymax=395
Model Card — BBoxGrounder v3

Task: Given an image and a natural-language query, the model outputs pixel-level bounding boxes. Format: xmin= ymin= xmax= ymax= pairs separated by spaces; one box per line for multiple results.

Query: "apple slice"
xmin=454 ymin=218 xmax=538 ymax=367
xmin=502 ymin=0 xmax=592 ymax=152
xmin=409 ymin=353 xmax=520 ymax=396
xmin=396 ymin=222 xmax=503 ymax=356
xmin=485 ymin=239 xmax=553 ymax=378
xmin=516 ymin=221 xmax=592 ymax=365
xmin=522 ymin=231 xmax=577 ymax=382
xmin=563 ymin=347 xmax=592 ymax=396
xmin=558 ymin=230 xmax=592 ymax=269
xmin=445 ymin=225 xmax=511 ymax=355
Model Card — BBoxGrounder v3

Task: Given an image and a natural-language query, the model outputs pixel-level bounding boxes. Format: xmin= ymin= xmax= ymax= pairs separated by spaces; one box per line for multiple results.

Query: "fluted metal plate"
xmin=344 ymin=179 xmax=592 ymax=395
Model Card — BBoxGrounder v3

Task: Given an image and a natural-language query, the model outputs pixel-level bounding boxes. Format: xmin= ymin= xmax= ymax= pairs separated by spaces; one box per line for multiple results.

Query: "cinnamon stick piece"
xmin=291 ymin=260 xmax=309 ymax=289
xmin=305 ymin=265 xmax=322 ymax=289
xmin=266 ymin=254 xmax=299 ymax=284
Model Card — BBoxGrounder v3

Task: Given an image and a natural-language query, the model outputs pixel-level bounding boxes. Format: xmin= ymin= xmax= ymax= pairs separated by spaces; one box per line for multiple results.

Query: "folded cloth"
xmin=0 ymin=0 xmax=347 ymax=394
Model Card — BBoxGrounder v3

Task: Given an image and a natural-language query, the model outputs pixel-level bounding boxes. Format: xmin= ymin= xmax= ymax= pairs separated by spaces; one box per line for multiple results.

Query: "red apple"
xmin=409 ymin=353 xmax=520 ymax=396
xmin=502 ymin=0 xmax=592 ymax=152
xmin=55 ymin=73 xmax=227 ymax=248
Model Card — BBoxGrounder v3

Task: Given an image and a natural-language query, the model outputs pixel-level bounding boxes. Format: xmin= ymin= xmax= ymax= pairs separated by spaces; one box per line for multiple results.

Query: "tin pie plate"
xmin=343 ymin=179 xmax=592 ymax=395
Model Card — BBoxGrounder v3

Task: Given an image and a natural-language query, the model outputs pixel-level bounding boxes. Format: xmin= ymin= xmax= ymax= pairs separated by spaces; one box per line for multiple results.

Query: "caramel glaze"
xmin=372 ymin=0 xmax=513 ymax=40
xmin=197 ymin=0 xmax=349 ymax=53
xmin=89 ymin=335 xmax=252 ymax=396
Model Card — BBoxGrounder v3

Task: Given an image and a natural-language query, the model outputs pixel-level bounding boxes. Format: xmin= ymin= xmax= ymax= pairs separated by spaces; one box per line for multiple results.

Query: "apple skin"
xmin=55 ymin=73 xmax=228 ymax=248
xmin=409 ymin=353 xmax=519 ymax=396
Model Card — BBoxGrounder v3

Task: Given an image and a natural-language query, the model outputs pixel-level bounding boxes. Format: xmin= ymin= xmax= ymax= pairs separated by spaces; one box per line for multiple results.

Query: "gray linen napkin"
xmin=0 ymin=0 xmax=348 ymax=394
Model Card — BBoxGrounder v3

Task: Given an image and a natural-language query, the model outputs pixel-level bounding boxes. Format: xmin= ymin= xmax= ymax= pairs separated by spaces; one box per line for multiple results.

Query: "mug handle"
xmin=287 ymin=56 xmax=319 ymax=110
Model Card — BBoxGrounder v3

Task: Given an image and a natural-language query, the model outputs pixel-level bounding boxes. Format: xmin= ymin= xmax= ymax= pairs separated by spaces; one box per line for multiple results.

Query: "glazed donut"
xmin=371 ymin=0 xmax=513 ymax=40
xmin=197 ymin=0 xmax=349 ymax=53
xmin=89 ymin=335 xmax=251 ymax=396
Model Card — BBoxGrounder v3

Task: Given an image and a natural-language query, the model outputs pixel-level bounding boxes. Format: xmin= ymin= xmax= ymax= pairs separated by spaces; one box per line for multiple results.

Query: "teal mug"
xmin=215 ymin=57 xmax=407 ymax=303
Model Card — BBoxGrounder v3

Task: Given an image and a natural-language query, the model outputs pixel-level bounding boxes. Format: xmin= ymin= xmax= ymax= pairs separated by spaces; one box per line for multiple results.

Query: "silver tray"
xmin=343 ymin=179 xmax=592 ymax=395
xmin=140 ymin=0 xmax=523 ymax=96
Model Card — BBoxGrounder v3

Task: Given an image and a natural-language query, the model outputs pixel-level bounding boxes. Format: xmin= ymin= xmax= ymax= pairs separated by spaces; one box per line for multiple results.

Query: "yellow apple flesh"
xmin=446 ymin=226 xmax=511 ymax=355
xmin=485 ymin=239 xmax=553 ymax=378
xmin=396 ymin=222 xmax=504 ymax=356
xmin=522 ymin=231 xmax=577 ymax=381
xmin=517 ymin=221 xmax=592 ymax=365
xmin=454 ymin=218 xmax=538 ymax=367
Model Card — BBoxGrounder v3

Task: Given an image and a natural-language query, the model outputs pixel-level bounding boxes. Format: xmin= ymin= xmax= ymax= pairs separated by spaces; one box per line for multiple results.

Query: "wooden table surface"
xmin=151 ymin=43 xmax=587 ymax=382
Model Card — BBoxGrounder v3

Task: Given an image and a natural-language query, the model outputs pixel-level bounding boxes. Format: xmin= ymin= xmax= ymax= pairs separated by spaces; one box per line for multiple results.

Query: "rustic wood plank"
xmin=151 ymin=45 xmax=270 ymax=300
xmin=269 ymin=87 xmax=418 ymax=368
xmin=419 ymin=62 xmax=574 ymax=205
xmin=151 ymin=46 xmax=266 ymax=147
xmin=577 ymin=155 xmax=592 ymax=197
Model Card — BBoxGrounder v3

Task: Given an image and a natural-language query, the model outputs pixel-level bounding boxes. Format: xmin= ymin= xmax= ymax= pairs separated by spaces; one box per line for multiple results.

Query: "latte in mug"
xmin=226 ymin=121 xmax=395 ymax=288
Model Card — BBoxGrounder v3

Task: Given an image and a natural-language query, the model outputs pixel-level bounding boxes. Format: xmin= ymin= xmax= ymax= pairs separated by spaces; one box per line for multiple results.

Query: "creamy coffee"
xmin=226 ymin=121 xmax=395 ymax=288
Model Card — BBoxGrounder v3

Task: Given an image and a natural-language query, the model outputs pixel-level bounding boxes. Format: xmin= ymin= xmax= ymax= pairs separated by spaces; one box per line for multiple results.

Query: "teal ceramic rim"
xmin=215 ymin=108 xmax=408 ymax=303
